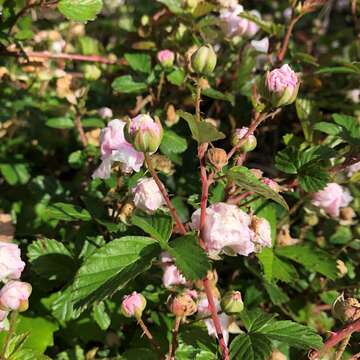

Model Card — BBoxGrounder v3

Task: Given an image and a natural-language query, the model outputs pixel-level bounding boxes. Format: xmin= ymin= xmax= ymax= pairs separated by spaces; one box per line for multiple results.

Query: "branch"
xmin=168 ymin=316 xmax=181 ymax=360
xmin=75 ymin=113 xmax=88 ymax=147
xmin=137 ymin=318 xmax=164 ymax=358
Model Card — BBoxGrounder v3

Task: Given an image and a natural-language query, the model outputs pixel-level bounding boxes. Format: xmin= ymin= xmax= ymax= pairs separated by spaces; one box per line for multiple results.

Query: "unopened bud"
xmin=304 ymin=213 xmax=319 ymax=226
xmin=207 ymin=148 xmax=228 ymax=171
xmin=126 ymin=114 xmax=163 ymax=153
xmin=157 ymin=49 xmax=175 ymax=68
xmin=332 ymin=295 xmax=360 ymax=323
xmin=121 ymin=292 xmax=146 ymax=319
xmin=168 ymin=292 xmax=197 ymax=318
xmin=221 ymin=291 xmax=244 ymax=314
xmin=191 ymin=45 xmax=217 ymax=76
xmin=231 ymin=127 xmax=257 ymax=152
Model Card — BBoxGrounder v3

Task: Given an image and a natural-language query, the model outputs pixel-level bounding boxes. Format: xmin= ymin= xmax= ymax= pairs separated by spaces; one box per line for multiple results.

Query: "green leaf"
xmin=263 ymin=282 xmax=289 ymax=306
xmin=112 ymin=75 xmax=148 ymax=94
xmin=240 ymin=309 xmax=276 ymax=332
xmin=230 ymin=333 xmax=272 ymax=360
xmin=46 ymin=117 xmax=74 ymax=129
xmin=27 ymin=238 xmax=76 ymax=282
xmin=227 ymin=166 xmax=289 ymax=210
xmin=0 ymin=163 xmax=30 ymax=185
xmin=160 ymin=130 xmax=188 ymax=155
xmin=329 ymin=226 xmax=352 ymax=245
xmin=71 ymin=236 xmax=159 ymax=311
xmin=316 ymin=66 xmax=360 ymax=75
xmin=177 ymin=111 xmax=226 ymax=144
xmin=92 ymin=301 xmax=111 ymax=330
xmin=298 ymin=164 xmax=330 ymax=192
xmin=45 ymin=202 xmax=91 ymax=222
xmin=58 ymin=0 xmax=103 ymax=22
xmin=167 ymin=68 xmax=185 ymax=86
xmin=259 ymin=320 xmax=323 ymax=349
xmin=131 ymin=211 xmax=173 ymax=245
xmin=157 ymin=0 xmax=184 ymax=14
xmin=332 ymin=113 xmax=360 ymax=144
xmin=313 ymin=122 xmax=342 ymax=135
xmin=295 ymin=98 xmax=319 ymax=142
xmin=121 ymin=348 xmax=158 ymax=360
xmin=202 ymin=88 xmax=234 ymax=104
xmin=276 ymin=245 xmax=338 ymax=280
xmin=9 ymin=349 xmax=50 ymax=360
xmin=168 ymin=234 xmax=210 ymax=280
xmin=4 ymin=333 xmax=28 ymax=359
xmin=124 ymin=53 xmax=151 ymax=73
xmin=257 ymin=248 xmax=298 ymax=283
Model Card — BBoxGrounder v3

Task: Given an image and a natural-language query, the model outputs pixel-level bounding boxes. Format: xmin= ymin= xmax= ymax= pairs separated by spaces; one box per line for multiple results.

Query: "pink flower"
xmin=157 ymin=50 xmax=175 ymax=67
xmin=266 ymin=64 xmax=298 ymax=93
xmin=0 ymin=243 xmax=25 ymax=281
xmin=0 ymin=281 xmax=32 ymax=312
xmin=262 ymin=177 xmax=280 ymax=192
xmin=132 ymin=178 xmax=166 ymax=213
xmin=92 ymin=119 xmax=144 ymax=179
xmin=197 ymin=294 xmax=220 ymax=317
xmin=250 ymin=216 xmax=272 ymax=248
xmin=97 ymin=107 xmax=113 ymax=119
xmin=251 ymin=37 xmax=269 ymax=53
xmin=160 ymin=252 xmax=186 ymax=288
xmin=312 ymin=183 xmax=353 ymax=217
xmin=347 ymin=161 xmax=360 ymax=177
xmin=191 ymin=203 xmax=255 ymax=257
xmin=121 ymin=291 xmax=146 ymax=318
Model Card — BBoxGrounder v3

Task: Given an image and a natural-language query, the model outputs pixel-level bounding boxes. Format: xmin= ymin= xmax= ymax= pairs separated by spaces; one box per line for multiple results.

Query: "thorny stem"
xmin=75 ymin=113 xmax=88 ymax=147
xmin=144 ymin=153 xmax=187 ymax=235
xmin=168 ymin=316 xmax=181 ymax=360
xmin=137 ymin=318 xmax=163 ymax=358
xmin=334 ymin=334 xmax=351 ymax=360
xmin=309 ymin=318 xmax=360 ymax=359
xmin=0 ymin=311 xmax=18 ymax=360
xmin=196 ymin=80 xmax=230 ymax=360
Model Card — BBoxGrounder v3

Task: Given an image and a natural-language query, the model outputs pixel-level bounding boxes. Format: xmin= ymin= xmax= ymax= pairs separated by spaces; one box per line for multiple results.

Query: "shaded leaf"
xmin=112 ymin=75 xmax=148 ymax=94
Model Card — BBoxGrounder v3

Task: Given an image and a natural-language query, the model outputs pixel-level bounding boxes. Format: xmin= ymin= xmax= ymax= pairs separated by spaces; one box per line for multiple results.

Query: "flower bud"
xmin=191 ymin=45 xmax=217 ymax=76
xmin=0 ymin=281 xmax=32 ymax=312
xmin=207 ymin=148 xmax=228 ymax=171
xmin=262 ymin=178 xmax=280 ymax=192
xmin=263 ymin=64 xmax=300 ymax=107
xmin=168 ymin=292 xmax=197 ymax=318
xmin=231 ymin=127 xmax=257 ymax=152
xmin=121 ymin=292 xmax=147 ymax=319
xmin=157 ymin=49 xmax=175 ymax=68
xmin=221 ymin=291 xmax=244 ymax=315
xmin=126 ymin=114 xmax=163 ymax=153
xmin=332 ymin=295 xmax=360 ymax=323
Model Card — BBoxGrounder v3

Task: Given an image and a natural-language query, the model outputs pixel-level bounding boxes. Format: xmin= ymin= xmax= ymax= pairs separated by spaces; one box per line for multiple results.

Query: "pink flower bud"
xmin=191 ymin=203 xmax=255 ymax=257
xmin=221 ymin=291 xmax=244 ymax=314
xmin=312 ymin=183 xmax=353 ymax=218
xmin=92 ymin=119 xmax=144 ymax=179
xmin=157 ymin=49 xmax=175 ymax=67
xmin=132 ymin=178 xmax=166 ymax=214
xmin=0 ymin=243 xmax=25 ymax=281
xmin=264 ymin=64 xmax=300 ymax=107
xmin=97 ymin=107 xmax=113 ymax=119
xmin=0 ymin=281 xmax=32 ymax=312
xmin=160 ymin=252 xmax=187 ymax=288
xmin=168 ymin=292 xmax=197 ymax=318
xmin=126 ymin=114 xmax=163 ymax=153
xmin=231 ymin=127 xmax=257 ymax=152
xmin=347 ymin=161 xmax=360 ymax=177
xmin=121 ymin=292 xmax=146 ymax=319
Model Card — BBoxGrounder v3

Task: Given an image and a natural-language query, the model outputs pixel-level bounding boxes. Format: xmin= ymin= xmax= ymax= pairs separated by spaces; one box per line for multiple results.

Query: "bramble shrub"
xmin=0 ymin=0 xmax=359 ymax=359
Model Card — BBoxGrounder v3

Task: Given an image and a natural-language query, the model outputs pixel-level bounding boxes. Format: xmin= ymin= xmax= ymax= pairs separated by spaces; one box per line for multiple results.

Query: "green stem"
xmin=0 ymin=311 xmax=18 ymax=360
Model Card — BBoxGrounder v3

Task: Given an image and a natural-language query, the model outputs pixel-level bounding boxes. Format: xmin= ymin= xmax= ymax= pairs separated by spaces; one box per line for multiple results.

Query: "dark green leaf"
xmin=45 ymin=202 xmax=91 ymax=222
xmin=230 ymin=333 xmax=272 ymax=360
xmin=160 ymin=130 xmax=188 ymax=155
xmin=125 ymin=53 xmax=151 ymax=74
xmin=0 ymin=163 xmax=30 ymax=185
xmin=202 ymin=88 xmax=234 ymax=104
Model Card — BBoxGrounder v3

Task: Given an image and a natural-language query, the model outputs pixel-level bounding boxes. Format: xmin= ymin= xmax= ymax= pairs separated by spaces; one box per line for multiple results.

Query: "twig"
xmin=75 ymin=113 xmax=88 ymax=147
xmin=168 ymin=316 xmax=181 ymax=360
xmin=195 ymin=79 xmax=202 ymax=122
xmin=137 ymin=318 xmax=163 ymax=358
xmin=0 ymin=311 xmax=18 ymax=360
xmin=309 ymin=318 xmax=360 ymax=359
xmin=129 ymin=95 xmax=153 ymax=117
xmin=144 ymin=153 xmax=187 ymax=235
xmin=156 ymin=72 xmax=165 ymax=102
xmin=335 ymin=334 xmax=351 ymax=360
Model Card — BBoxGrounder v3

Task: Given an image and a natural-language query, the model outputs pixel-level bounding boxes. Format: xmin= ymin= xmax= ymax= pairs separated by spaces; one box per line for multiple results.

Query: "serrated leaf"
xmin=168 ymin=234 xmax=210 ymax=280
xmin=124 ymin=53 xmax=151 ymax=73
xmin=240 ymin=309 xmax=276 ymax=332
xmin=276 ymin=245 xmax=338 ymax=280
xmin=45 ymin=202 xmax=91 ymax=222
xmin=46 ymin=117 xmax=74 ymax=129
xmin=227 ymin=166 xmax=289 ymax=210
xmin=131 ymin=211 xmax=173 ymax=245
xmin=259 ymin=320 xmax=323 ymax=349
xmin=263 ymin=282 xmax=289 ymax=305
xmin=4 ymin=333 xmax=29 ymax=358
xmin=58 ymin=0 xmax=103 ymax=22
xmin=92 ymin=301 xmax=111 ymax=330
xmin=177 ymin=110 xmax=225 ymax=144
xmin=9 ymin=349 xmax=51 ymax=360
xmin=112 ymin=75 xmax=148 ymax=94
xmin=71 ymin=236 xmax=159 ymax=311
xmin=257 ymin=248 xmax=298 ymax=283
xmin=332 ymin=113 xmax=360 ymax=144
xmin=298 ymin=165 xmax=330 ymax=192
xmin=230 ymin=333 xmax=272 ymax=360
xmin=160 ymin=130 xmax=188 ymax=155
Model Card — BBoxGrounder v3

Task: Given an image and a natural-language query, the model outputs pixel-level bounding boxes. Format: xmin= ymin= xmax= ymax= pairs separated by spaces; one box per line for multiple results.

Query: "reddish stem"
xmin=310 ymin=319 xmax=360 ymax=359
xmin=75 ymin=113 xmax=88 ymax=147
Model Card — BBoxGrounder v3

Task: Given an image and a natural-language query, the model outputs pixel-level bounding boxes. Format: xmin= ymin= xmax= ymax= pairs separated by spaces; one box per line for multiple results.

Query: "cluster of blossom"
xmin=0 ymin=242 xmax=32 ymax=329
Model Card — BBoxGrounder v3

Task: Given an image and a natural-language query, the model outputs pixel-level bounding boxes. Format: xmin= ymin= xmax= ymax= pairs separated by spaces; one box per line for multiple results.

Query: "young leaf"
xmin=58 ymin=0 xmax=103 ymax=22
xmin=112 ymin=75 xmax=148 ymax=94
xmin=230 ymin=333 xmax=272 ymax=360
xmin=131 ymin=211 xmax=173 ymax=245
xmin=177 ymin=110 xmax=226 ymax=144
xmin=124 ymin=53 xmax=151 ymax=74
xmin=45 ymin=202 xmax=91 ymax=222
xmin=276 ymin=245 xmax=338 ymax=280
xmin=168 ymin=234 xmax=210 ymax=280
xmin=71 ymin=236 xmax=160 ymax=311
xmin=227 ymin=166 xmax=289 ymax=210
